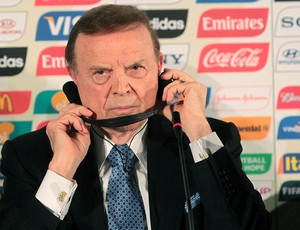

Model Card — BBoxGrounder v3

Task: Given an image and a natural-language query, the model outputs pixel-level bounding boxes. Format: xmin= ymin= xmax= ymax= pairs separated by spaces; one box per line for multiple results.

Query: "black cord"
xmin=91 ymin=122 xmax=148 ymax=172
xmin=172 ymin=111 xmax=195 ymax=230
xmin=91 ymin=122 xmax=148 ymax=148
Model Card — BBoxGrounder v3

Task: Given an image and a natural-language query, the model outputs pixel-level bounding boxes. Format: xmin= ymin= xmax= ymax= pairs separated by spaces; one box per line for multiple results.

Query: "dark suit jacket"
xmin=0 ymin=115 xmax=271 ymax=229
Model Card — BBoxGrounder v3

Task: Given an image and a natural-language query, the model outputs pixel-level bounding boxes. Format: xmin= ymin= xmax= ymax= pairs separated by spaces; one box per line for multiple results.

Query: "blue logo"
xmin=278 ymin=116 xmax=300 ymax=139
xmin=282 ymin=153 xmax=300 ymax=174
xmin=36 ymin=11 xmax=83 ymax=41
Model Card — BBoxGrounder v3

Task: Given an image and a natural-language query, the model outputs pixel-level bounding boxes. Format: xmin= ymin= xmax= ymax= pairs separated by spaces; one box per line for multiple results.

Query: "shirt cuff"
xmin=189 ymin=132 xmax=224 ymax=163
xmin=35 ymin=170 xmax=77 ymax=220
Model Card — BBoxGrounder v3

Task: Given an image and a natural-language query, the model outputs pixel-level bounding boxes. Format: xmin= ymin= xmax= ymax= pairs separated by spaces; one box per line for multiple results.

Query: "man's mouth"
xmin=109 ymin=105 xmax=138 ymax=116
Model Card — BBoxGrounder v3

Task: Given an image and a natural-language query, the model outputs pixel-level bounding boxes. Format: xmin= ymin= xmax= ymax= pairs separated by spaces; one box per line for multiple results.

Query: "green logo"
xmin=0 ymin=121 xmax=32 ymax=145
xmin=241 ymin=153 xmax=272 ymax=174
xmin=34 ymin=90 xmax=61 ymax=114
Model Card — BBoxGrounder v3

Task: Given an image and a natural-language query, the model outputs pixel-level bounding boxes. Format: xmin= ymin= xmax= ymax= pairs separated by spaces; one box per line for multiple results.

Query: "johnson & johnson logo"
xmin=198 ymin=43 xmax=269 ymax=72
xmin=214 ymin=86 xmax=271 ymax=111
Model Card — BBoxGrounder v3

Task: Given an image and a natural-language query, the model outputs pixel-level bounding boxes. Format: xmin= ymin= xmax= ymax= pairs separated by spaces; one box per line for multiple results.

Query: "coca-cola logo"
xmin=0 ymin=19 xmax=16 ymax=29
xmin=198 ymin=43 xmax=269 ymax=72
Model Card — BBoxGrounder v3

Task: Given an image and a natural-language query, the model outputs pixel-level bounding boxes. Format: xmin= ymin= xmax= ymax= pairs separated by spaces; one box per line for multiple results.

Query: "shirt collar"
xmin=91 ymin=121 xmax=148 ymax=173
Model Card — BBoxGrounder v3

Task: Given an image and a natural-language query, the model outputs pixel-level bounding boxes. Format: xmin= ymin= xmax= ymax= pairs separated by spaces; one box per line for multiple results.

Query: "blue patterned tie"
xmin=107 ymin=144 xmax=146 ymax=229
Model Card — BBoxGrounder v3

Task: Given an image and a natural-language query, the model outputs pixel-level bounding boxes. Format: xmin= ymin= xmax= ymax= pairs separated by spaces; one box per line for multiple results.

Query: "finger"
xmin=65 ymin=113 xmax=91 ymax=133
xmin=49 ymin=113 xmax=89 ymax=134
xmin=59 ymin=103 xmax=94 ymax=118
xmin=160 ymin=68 xmax=196 ymax=82
xmin=163 ymin=81 xmax=190 ymax=103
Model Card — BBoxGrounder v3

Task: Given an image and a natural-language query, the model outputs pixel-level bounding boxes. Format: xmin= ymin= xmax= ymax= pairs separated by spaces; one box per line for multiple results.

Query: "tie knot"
xmin=107 ymin=144 xmax=137 ymax=173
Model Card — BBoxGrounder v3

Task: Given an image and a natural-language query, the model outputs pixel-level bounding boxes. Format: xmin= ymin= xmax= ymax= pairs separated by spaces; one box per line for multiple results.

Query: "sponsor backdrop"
xmin=0 ymin=0 xmax=299 ymax=228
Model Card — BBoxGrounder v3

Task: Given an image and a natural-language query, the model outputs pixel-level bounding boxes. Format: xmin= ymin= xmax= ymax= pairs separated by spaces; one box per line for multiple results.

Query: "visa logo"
xmin=277 ymin=116 xmax=300 ymax=139
xmin=36 ymin=11 xmax=83 ymax=41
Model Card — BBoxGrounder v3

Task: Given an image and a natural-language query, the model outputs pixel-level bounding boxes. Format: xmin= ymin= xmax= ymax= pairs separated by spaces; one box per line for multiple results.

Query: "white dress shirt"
xmin=36 ymin=122 xmax=223 ymax=228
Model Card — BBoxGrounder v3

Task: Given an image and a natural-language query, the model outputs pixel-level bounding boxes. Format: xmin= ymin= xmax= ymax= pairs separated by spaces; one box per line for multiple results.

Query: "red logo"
xmin=0 ymin=91 xmax=31 ymax=114
xmin=35 ymin=0 xmax=100 ymax=5
xmin=37 ymin=121 xmax=49 ymax=130
xmin=277 ymin=86 xmax=300 ymax=109
xmin=197 ymin=8 xmax=268 ymax=37
xmin=36 ymin=46 xmax=68 ymax=76
xmin=198 ymin=43 xmax=269 ymax=72
xmin=0 ymin=19 xmax=16 ymax=29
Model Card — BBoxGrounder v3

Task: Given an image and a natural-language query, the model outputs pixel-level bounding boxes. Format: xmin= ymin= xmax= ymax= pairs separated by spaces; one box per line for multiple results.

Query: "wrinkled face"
xmin=69 ymin=24 xmax=163 ymax=129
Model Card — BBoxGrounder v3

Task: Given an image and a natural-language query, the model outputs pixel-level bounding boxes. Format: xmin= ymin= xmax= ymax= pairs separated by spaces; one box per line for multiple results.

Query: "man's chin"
xmin=105 ymin=110 xmax=143 ymax=119
xmin=101 ymin=119 xmax=147 ymax=133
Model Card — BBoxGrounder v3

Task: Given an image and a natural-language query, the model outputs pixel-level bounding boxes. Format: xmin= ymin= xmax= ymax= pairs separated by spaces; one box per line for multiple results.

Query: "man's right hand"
xmin=46 ymin=104 xmax=93 ymax=180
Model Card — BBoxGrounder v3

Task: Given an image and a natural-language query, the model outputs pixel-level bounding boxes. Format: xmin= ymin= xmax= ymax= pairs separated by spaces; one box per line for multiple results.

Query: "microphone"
xmin=172 ymin=111 xmax=182 ymax=140
xmin=172 ymin=111 xmax=195 ymax=230
xmin=62 ymin=81 xmax=165 ymax=127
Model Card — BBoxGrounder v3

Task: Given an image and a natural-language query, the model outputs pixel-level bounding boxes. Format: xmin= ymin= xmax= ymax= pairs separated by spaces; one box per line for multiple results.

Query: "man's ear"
xmin=67 ymin=65 xmax=78 ymax=83
xmin=158 ymin=52 xmax=164 ymax=74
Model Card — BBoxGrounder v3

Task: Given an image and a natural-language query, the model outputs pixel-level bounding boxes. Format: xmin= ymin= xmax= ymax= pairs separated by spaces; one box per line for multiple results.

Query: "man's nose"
xmin=111 ymin=72 xmax=131 ymax=95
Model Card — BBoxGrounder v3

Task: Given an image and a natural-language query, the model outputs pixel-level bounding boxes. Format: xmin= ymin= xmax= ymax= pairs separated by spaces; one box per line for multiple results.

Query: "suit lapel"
xmin=68 ymin=114 xmax=197 ymax=229
xmin=71 ymin=141 xmax=108 ymax=229
xmin=147 ymin=115 xmax=192 ymax=230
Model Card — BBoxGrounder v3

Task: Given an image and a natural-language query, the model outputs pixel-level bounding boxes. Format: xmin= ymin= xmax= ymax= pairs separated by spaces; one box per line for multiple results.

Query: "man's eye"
xmin=92 ymin=69 xmax=110 ymax=84
xmin=132 ymin=65 xmax=141 ymax=70
xmin=96 ymin=69 xmax=105 ymax=75
xmin=127 ymin=65 xmax=146 ymax=78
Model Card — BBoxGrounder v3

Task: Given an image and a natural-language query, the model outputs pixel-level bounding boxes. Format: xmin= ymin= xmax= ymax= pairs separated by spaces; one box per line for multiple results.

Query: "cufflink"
xmin=204 ymin=148 xmax=213 ymax=156
xmin=197 ymin=148 xmax=212 ymax=161
xmin=58 ymin=191 xmax=67 ymax=203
